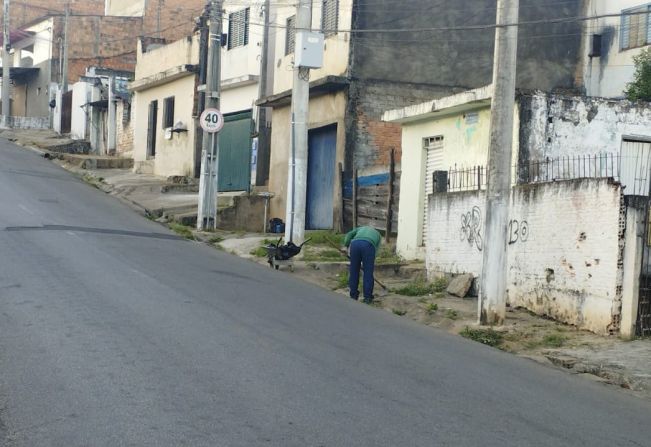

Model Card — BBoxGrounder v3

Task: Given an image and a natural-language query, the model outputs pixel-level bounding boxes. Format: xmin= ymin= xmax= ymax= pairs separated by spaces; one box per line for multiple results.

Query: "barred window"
xmin=620 ymin=5 xmax=651 ymax=50
xmin=228 ymin=8 xmax=250 ymax=50
xmin=321 ymin=0 xmax=339 ymax=37
xmin=286 ymin=15 xmax=296 ymax=55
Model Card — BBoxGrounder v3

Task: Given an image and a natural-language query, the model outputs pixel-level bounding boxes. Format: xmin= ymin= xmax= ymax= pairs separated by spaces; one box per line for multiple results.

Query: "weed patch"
xmin=392 ymin=309 xmax=407 ymax=316
xmin=426 ymin=303 xmax=439 ymax=315
xmin=250 ymin=246 xmax=269 ymax=258
xmin=394 ymin=280 xmax=437 ymax=297
xmin=208 ymin=236 xmax=224 ymax=244
xmin=305 ymin=230 xmax=344 ymax=246
xmin=542 ymin=333 xmax=568 ymax=348
xmin=460 ymin=327 xmax=504 ymax=347
xmin=445 ymin=309 xmax=459 ymax=320
xmin=169 ymin=223 xmax=195 ymax=240
xmin=432 ymin=277 xmax=449 ymax=293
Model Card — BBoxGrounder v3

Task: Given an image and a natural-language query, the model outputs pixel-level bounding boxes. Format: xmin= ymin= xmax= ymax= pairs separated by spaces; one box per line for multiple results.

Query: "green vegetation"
xmin=303 ymin=247 xmax=348 ymax=262
xmin=432 ymin=277 xmax=449 ymax=293
xmin=460 ymin=327 xmax=504 ymax=347
xmin=626 ymin=48 xmax=651 ymax=101
xmin=426 ymin=303 xmax=439 ymax=315
xmin=305 ymin=230 xmax=344 ymax=246
xmin=393 ymin=279 xmax=436 ymax=296
xmin=208 ymin=236 xmax=224 ymax=244
xmin=168 ymin=223 xmax=195 ymax=240
xmin=250 ymin=246 xmax=269 ymax=258
xmin=541 ymin=333 xmax=568 ymax=348
xmin=445 ymin=309 xmax=459 ymax=320
xmin=392 ymin=309 xmax=407 ymax=316
xmin=376 ymin=245 xmax=401 ymax=265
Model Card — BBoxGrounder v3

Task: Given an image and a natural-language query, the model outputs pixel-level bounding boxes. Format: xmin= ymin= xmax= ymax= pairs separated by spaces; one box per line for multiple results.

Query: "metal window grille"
xmin=620 ymin=6 xmax=651 ymax=50
xmin=228 ymin=8 xmax=250 ymax=50
xmin=286 ymin=15 xmax=296 ymax=55
xmin=122 ymin=102 xmax=131 ymax=125
xmin=321 ymin=0 xmax=339 ymax=37
xmin=163 ymin=96 xmax=175 ymax=129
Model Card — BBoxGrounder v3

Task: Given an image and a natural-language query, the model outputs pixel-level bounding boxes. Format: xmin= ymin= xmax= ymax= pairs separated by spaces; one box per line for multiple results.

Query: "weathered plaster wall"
xmin=272 ymin=0 xmax=352 ymax=94
xmin=396 ymin=100 xmax=520 ymax=261
xmin=581 ymin=0 xmax=651 ymax=98
xmin=132 ymin=75 xmax=197 ymax=178
xmin=352 ymin=0 xmax=583 ymax=92
xmin=520 ymin=92 xmax=651 ymax=163
xmin=426 ymin=179 xmax=625 ymax=334
xmin=116 ymin=100 xmax=134 ymax=156
xmin=268 ymin=91 xmax=348 ymax=225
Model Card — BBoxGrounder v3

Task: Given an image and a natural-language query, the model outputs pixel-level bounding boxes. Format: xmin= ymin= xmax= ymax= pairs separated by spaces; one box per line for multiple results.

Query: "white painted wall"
xmin=426 ymin=179 xmax=625 ymax=334
xmin=583 ymin=0 xmax=651 ymax=98
xmin=272 ymin=0 xmax=352 ymax=94
xmin=70 ymin=81 xmax=92 ymax=140
xmin=395 ymin=102 xmax=519 ymax=260
xmin=524 ymin=93 xmax=651 ymax=160
xmin=132 ymin=75 xmax=197 ymax=178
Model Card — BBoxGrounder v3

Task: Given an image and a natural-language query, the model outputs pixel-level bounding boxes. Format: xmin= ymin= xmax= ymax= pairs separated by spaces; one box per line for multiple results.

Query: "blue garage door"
xmin=306 ymin=124 xmax=337 ymax=230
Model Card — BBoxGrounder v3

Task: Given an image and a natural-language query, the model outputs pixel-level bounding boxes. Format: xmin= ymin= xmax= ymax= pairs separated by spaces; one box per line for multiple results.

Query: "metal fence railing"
xmin=438 ymin=152 xmax=651 ymax=196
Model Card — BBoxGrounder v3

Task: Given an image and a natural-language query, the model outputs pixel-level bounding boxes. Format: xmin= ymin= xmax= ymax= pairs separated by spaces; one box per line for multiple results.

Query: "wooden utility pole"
xmin=479 ymin=0 xmax=520 ymax=326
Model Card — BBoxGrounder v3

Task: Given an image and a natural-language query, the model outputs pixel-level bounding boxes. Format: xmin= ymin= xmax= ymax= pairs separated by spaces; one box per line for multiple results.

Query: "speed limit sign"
xmin=200 ymin=108 xmax=224 ymax=133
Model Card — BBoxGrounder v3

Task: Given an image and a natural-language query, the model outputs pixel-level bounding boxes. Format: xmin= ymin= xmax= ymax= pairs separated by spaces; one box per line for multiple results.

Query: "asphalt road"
xmin=0 ymin=139 xmax=650 ymax=447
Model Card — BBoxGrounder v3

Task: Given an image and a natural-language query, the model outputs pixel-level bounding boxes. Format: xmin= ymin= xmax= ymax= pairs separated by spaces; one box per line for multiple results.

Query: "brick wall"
xmin=7 ymin=1 xmax=205 ymax=84
xmin=348 ymin=80 xmax=460 ymax=172
xmin=116 ymin=100 xmax=134 ymax=155
xmin=426 ymin=178 xmax=625 ymax=334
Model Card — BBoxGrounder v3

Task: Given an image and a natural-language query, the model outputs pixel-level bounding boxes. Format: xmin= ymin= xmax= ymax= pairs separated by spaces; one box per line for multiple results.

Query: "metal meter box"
xmin=295 ymin=31 xmax=324 ymax=69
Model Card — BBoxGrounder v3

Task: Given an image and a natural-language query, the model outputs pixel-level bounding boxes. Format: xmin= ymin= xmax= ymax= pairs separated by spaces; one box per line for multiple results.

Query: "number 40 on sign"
xmin=200 ymin=108 xmax=224 ymax=133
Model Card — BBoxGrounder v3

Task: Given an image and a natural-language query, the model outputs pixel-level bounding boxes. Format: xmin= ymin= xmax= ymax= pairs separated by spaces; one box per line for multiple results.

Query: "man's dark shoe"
xmin=363 ymin=296 xmax=374 ymax=304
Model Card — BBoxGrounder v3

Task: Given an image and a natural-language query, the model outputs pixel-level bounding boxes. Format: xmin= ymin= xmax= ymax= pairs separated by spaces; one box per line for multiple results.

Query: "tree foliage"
xmin=625 ymin=48 xmax=651 ymax=102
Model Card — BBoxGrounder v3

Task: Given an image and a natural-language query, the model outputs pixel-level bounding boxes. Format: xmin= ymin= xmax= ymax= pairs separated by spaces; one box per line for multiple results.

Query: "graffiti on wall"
xmin=508 ymin=219 xmax=529 ymax=245
xmin=460 ymin=206 xmax=483 ymax=251
xmin=460 ymin=208 xmax=530 ymax=251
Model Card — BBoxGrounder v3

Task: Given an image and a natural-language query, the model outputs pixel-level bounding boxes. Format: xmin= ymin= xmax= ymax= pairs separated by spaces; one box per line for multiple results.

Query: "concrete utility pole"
xmin=2 ymin=0 xmax=11 ymax=120
xmin=479 ymin=0 xmax=520 ymax=326
xmin=254 ymin=0 xmax=271 ymax=186
xmin=197 ymin=0 xmax=223 ymax=230
xmin=62 ymin=2 xmax=70 ymax=94
xmin=107 ymin=75 xmax=117 ymax=155
xmin=285 ymin=0 xmax=313 ymax=244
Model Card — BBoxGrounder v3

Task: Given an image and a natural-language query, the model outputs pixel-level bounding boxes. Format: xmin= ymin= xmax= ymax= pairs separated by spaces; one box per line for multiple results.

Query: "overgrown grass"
xmin=303 ymin=247 xmax=347 ymax=262
xmin=445 ymin=309 xmax=459 ymax=320
xmin=250 ymin=246 xmax=269 ymax=258
xmin=305 ymin=230 xmax=344 ymax=246
xmin=208 ymin=236 xmax=224 ymax=244
xmin=460 ymin=327 xmax=504 ymax=347
xmin=542 ymin=333 xmax=568 ymax=348
xmin=393 ymin=278 xmax=446 ymax=297
xmin=376 ymin=245 xmax=402 ymax=265
xmin=432 ymin=277 xmax=449 ymax=293
xmin=426 ymin=303 xmax=439 ymax=315
xmin=169 ymin=223 xmax=195 ymax=240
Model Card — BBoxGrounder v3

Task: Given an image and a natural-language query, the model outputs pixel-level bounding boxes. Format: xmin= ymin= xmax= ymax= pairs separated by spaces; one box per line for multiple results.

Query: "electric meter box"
xmin=295 ymin=31 xmax=324 ymax=69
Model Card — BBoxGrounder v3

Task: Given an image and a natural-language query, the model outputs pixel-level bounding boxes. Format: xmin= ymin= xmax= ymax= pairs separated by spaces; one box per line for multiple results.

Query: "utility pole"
xmin=479 ymin=0 xmax=520 ymax=326
xmin=107 ymin=75 xmax=116 ymax=155
xmin=197 ymin=0 xmax=223 ymax=230
xmin=285 ymin=0 xmax=313 ymax=244
xmin=2 ymin=0 xmax=11 ymax=121
xmin=254 ymin=0 xmax=271 ymax=187
xmin=61 ymin=2 xmax=70 ymax=94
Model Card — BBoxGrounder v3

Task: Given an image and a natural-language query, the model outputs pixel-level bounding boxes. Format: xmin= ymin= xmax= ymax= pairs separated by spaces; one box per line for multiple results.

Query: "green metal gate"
xmin=218 ymin=111 xmax=252 ymax=192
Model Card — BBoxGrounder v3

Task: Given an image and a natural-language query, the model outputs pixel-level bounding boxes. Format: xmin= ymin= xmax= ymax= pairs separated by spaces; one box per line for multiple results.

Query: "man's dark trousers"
xmin=349 ymin=240 xmax=376 ymax=301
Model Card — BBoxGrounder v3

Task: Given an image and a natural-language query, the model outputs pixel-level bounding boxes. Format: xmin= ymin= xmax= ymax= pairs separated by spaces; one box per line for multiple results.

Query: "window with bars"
xmin=228 ymin=8 xmax=250 ymax=50
xmin=163 ymin=96 xmax=175 ymax=129
xmin=620 ymin=5 xmax=651 ymax=50
xmin=286 ymin=15 xmax=296 ymax=55
xmin=321 ymin=0 xmax=339 ymax=37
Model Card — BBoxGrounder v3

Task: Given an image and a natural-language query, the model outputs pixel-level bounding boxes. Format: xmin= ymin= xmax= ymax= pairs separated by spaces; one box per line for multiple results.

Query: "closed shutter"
xmin=422 ymin=136 xmax=444 ymax=246
xmin=286 ymin=15 xmax=296 ymax=55
xmin=228 ymin=8 xmax=250 ymax=50
xmin=321 ymin=0 xmax=339 ymax=37
xmin=621 ymin=140 xmax=651 ymax=196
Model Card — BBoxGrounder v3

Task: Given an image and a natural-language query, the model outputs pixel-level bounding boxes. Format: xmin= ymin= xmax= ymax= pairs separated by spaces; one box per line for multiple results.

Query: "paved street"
xmin=0 ymin=139 xmax=650 ymax=446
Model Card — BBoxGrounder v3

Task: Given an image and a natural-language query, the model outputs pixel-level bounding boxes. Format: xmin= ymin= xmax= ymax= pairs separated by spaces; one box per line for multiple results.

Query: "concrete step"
xmin=59 ymin=154 xmax=134 ymax=169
